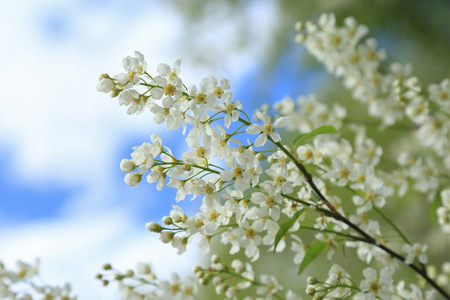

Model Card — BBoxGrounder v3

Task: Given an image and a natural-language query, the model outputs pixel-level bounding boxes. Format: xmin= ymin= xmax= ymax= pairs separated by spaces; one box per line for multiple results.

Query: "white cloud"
xmin=0 ymin=208 xmax=199 ymax=299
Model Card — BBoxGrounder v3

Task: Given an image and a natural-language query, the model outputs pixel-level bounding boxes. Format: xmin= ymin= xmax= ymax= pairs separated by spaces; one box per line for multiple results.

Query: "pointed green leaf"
xmin=298 ymin=241 xmax=326 ymax=274
xmin=292 ymin=125 xmax=338 ymax=148
xmin=273 ymin=209 xmax=305 ymax=253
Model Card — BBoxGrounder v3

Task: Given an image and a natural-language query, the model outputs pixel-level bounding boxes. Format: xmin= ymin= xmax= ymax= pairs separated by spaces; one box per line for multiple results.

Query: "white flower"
xmin=352 ymin=172 xmax=387 ymax=214
xmin=326 ymin=158 xmax=354 ymax=186
xmin=11 ymin=259 xmax=40 ymax=282
xmin=221 ymin=227 xmax=245 ymax=255
xmin=290 ymin=235 xmax=306 ymax=264
xmin=315 ymin=233 xmax=337 ymax=259
xmin=296 ymin=144 xmax=315 ymax=164
xmin=172 ymin=236 xmax=188 ymax=254
xmin=220 ymin=161 xmax=253 ymax=193
xmin=118 ymin=89 xmax=146 ymax=115
xmin=355 ymin=267 xmax=394 ymax=300
xmin=402 ymin=243 xmax=428 ymax=265
xmin=429 ymin=79 xmax=450 ymax=110
xmin=222 ymin=100 xmax=242 ymax=128
xmin=325 ymin=265 xmax=353 ymax=298
xmin=157 ymin=58 xmax=182 ymax=79
xmin=256 ymin=275 xmax=283 ymax=299
xmin=246 ymin=111 xmax=289 ymax=147
xmin=123 ymin=51 xmax=147 ymax=77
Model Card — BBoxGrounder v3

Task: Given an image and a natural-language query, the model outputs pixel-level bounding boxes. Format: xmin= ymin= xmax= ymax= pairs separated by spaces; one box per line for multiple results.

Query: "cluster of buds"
xmin=0 ymin=259 xmax=76 ymax=300
xmin=145 ymin=206 xmax=190 ymax=254
xmin=97 ymin=262 xmax=197 ymax=299
xmin=193 ymin=255 xmax=300 ymax=300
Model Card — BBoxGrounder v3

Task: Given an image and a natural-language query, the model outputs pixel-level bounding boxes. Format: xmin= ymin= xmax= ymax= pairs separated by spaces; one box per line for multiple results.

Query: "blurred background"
xmin=0 ymin=0 xmax=449 ymax=298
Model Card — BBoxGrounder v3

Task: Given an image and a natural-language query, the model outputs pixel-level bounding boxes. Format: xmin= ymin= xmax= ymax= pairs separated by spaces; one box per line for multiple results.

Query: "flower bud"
xmin=95 ymin=273 xmax=103 ymax=279
xmin=192 ymin=266 xmax=202 ymax=273
xmin=99 ymin=73 xmax=110 ymax=80
xmin=215 ymin=283 xmax=228 ymax=294
xmin=212 ymin=276 xmax=223 ymax=286
xmin=256 ymin=153 xmax=266 ymax=161
xmin=97 ymin=78 xmax=115 ymax=93
xmin=162 ymin=216 xmax=173 ymax=225
xmin=160 ymin=231 xmax=174 ymax=243
xmin=199 ymin=278 xmax=209 ymax=285
xmin=306 ymin=287 xmax=316 ymax=296
xmin=170 ymin=211 xmax=183 ymax=223
xmin=146 ymin=222 xmax=162 ymax=233
xmin=226 ymin=286 xmax=238 ymax=297
xmin=124 ymin=173 xmax=142 ymax=187
xmin=295 ymin=21 xmax=304 ymax=31
xmin=231 ymin=260 xmax=244 ymax=273
xmin=110 ymin=88 xmax=121 ymax=98
xmin=102 ymin=263 xmax=112 ymax=270
xmin=307 ymin=276 xmax=318 ymax=285
xmin=125 ymin=269 xmax=134 ymax=277
xmin=203 ymin=272 xmax=213 ymax=281
xmin=137 ymin=263 xmax=151 ymax=275
xmin=211 ymin=255 xmax=221 ymax=264
xmin=295 ymin=33 xmax=307 ymax=44
xmin=114 ymin=273 xmax=124 ymax=281
xmin=102 ymin=279 xmax=109 ymax=286
xmin=195 ymin=270 xmax=205 ymax=278
xmin=120 ymin=159 xmax=136 ymax=173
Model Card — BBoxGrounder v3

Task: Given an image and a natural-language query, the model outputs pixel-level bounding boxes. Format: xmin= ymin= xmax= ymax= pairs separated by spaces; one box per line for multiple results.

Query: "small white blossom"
xmin=246 ymin=111 xmax=289 ymax=147
xmin=402 ymin=243 xmax=428 ymax=265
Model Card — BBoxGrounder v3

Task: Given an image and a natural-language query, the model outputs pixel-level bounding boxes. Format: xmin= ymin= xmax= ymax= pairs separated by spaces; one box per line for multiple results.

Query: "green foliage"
xmin=274 ymin=209 xmax=305 ymax=253
xmin=298 ymin=241 xmax=326 ymax=275
xmin=292 ymin=125 xmax=338 ymax=149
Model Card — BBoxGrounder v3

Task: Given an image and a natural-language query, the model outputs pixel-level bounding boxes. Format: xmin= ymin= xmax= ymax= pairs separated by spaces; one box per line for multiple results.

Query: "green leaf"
xmin=292 ymin=125 xmax=338 ymax=148
xmin=274 ymin=209 xmax=305 ymax=253
xmin=298 ymin=241 xmax=326 ymax=274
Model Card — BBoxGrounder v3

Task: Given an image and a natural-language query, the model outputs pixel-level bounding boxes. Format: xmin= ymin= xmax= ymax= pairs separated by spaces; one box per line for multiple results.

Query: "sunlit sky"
xmin=0 ymin=0 xmax=322 ymax=298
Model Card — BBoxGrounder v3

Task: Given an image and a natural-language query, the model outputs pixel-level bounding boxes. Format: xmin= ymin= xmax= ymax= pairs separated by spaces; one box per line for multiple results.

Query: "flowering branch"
xmin=93 ymin=12 xmax=450 ymax=300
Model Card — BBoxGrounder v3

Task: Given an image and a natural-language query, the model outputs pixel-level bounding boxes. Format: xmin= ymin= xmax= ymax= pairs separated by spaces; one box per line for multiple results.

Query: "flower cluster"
xmin=0 ymin=259 xmax=76 ymax=300
xmin=305 ymin=264 xmax=438 ymax=300
xmin=95 ymin=13 xmax=450 ymax=300
xmin=294 ymin=13 xmax=450 ymax=241
xmin=192 ymin=255 xmax=301 ymax=300
xmin=97 ymin=263 xmax=197 ymax=300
